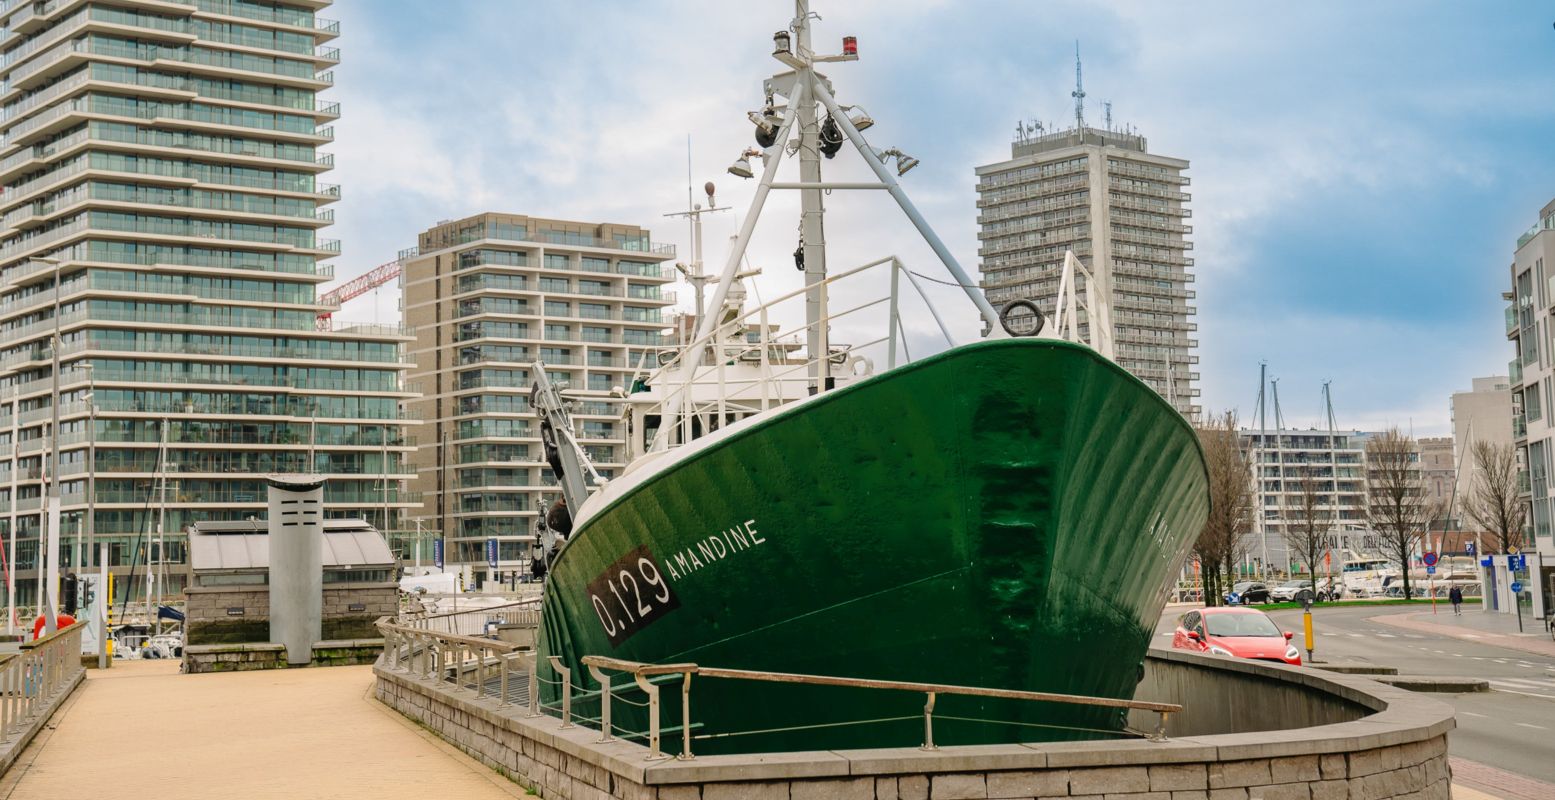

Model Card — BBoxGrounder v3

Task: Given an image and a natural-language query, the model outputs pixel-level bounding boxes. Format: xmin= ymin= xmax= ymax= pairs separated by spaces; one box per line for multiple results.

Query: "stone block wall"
xmin=184 ymin=643 xmax=287 ymax=673
xmin=321 ymin=584 xmax=397 ymax=640
xmin=185 ymin=587 xmax=270 ymax=645
xmin=185 ymin=582 xmax=397 ymax=645
xmin=374 ymin=651 xmax=1455 ymax=800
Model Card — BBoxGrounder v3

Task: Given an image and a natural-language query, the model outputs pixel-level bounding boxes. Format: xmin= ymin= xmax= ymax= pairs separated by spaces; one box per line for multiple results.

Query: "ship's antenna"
xmin=1071 ymin=41 xmax=1085 ymax=130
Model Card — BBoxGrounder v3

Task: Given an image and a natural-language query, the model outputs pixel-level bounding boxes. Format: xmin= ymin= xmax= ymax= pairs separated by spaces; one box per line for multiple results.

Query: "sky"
xmin=320 ymin=1 xmax=1555 ymax=436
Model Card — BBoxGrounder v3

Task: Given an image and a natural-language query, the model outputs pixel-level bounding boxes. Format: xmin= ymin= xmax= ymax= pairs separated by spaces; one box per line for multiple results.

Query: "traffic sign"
xmin=1425 ymin=566 xmax=1436 ymax=575
xmin=1512 ymin=554 xmax=1528 ymax=572
xmin=1422 ymin=552 xmax=1439 ymax=567
xmin=1511 ymin=581 xmax=1524 ymax=593
xmin=1480 ymin=556 xmax=1493 ymax=567
xmin=1465 ymin=542 xmax=1476 ymax=556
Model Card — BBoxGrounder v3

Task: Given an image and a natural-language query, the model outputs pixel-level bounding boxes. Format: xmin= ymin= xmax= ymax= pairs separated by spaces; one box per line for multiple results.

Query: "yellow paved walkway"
xmin=0 ymin=661 xmax=524 ymax=799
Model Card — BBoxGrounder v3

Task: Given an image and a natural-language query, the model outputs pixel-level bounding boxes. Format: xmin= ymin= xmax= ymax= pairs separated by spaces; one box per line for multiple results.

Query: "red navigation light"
xmin=842 ymin=36 xmax=858 ymax=56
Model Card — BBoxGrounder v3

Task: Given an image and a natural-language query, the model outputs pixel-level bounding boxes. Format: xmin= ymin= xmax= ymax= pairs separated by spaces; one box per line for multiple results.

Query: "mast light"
xmin=773 ymin=30 xmax=791 ymax=55
xmin=842 ymin=36 xmax=858 ymax=56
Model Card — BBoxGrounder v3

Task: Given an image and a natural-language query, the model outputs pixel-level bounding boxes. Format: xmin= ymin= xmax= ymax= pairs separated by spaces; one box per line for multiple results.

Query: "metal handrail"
xmin=375 ymin=619 xmax=1182 ymax=761
xmin=4 ymin=624 xmax=85 ymax=742
xmin=581 ymin=655 xmax=1183 ymax=759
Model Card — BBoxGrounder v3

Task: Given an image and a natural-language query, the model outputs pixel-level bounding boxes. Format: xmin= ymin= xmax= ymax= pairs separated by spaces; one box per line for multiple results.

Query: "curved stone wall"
xmin=373 ymin=647 xmax=1455 ymax=800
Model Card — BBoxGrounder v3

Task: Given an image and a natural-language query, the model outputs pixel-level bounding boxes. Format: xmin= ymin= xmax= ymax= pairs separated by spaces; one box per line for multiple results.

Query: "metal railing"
xmin=2 ymin=623 xmax=84 ymax=742
xmin=379 ymin=621 xmax=531 ymax=708
xmin=575 ymin=656 xmax=1182 ymax=760
xmin=400 ymin=598 xmax=541 ymax=637
xmin=375 ymin=611 xmax=1182 ymax=763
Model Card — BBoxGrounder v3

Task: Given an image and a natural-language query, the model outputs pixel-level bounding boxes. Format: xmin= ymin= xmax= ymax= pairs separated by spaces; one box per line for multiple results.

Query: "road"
xmin=1153 ymin=604 xmax=1555 ymax=787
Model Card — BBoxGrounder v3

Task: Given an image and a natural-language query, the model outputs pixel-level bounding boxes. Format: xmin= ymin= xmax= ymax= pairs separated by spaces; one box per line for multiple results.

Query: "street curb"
xmin=1311 ymin=663 xmax=1400 ymax=675
xmin=1370 ymin=675 xmax=1489 ymax=693
xmin=1371 ymin=613 xmax=1555 ymax=659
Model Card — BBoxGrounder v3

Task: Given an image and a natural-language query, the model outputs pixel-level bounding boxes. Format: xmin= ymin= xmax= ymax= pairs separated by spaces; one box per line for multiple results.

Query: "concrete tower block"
xmin=267 ymin=474 xmax=325 ymax=665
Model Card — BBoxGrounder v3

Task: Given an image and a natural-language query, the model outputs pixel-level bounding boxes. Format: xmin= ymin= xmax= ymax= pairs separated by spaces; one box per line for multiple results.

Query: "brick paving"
xmin=1451 ymin=756 xmax=1555 ymax=800
xmin=0 ymin=660 xmax=524 ymax=799
xmin=1374 ymin=611 xmax=1555 ymax=659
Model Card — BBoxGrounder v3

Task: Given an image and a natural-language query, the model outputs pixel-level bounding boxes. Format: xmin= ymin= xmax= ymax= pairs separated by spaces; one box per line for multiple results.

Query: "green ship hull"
xmin=537 ymin=338 xmax=1209 ymax=753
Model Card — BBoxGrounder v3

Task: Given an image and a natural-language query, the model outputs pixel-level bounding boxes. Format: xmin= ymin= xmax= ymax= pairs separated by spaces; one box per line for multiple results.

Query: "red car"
xmin=1172 ymin=607 xmax=1301 ymax=666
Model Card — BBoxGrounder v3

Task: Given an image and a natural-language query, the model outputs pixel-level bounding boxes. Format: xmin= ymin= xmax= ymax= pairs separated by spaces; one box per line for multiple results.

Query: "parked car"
xmin=1173 ymin=607 xmax=1302 ymax=665
xmin=1270 ymin=580 xmax=1313 ymax=602
xmin=1224 ymin=581 xmax=1272 ymax=605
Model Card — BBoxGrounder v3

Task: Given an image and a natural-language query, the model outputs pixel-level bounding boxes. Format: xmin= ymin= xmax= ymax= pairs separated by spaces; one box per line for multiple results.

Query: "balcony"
xmin=1518 ymin=470 xmax=1531 ymax=495
xmin=1514 ymin=412 xmax=1527 ymax=440
xmin=1510 ymin=359 xmax=1524 ymax=386
xmin=1507 ymin=304 xmax=1520 ymax=336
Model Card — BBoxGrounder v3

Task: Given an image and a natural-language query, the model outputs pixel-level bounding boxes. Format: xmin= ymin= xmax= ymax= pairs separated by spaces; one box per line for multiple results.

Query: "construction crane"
xmin=316 ymin=258 xmax=401 ymax=330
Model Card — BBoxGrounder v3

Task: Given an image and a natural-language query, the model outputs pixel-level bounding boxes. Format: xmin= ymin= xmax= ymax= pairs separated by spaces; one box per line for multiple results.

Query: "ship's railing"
xmin=1 ymin=623 xmax=85 ymax=744
xmin=647 ymin=255 xmax=957 ymax=450
xmin=398 ymin=598 xmax=541 ymax=638
xmin=574 ymin=655 xmax=1184 ymax=761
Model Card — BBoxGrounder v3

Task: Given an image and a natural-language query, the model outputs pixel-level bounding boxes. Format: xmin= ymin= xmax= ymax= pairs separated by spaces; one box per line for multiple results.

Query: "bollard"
xmin=1150 ymin=711 xmax=1171 ymax=742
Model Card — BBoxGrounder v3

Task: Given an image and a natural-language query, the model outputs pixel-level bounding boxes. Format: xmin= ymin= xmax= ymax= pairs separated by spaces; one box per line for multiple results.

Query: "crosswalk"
xmin=1488 ymin=676 xmax=1555 ymax=699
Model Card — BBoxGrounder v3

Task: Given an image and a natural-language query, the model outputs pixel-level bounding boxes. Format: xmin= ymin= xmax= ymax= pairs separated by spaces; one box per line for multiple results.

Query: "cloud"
xmin=319 ymin=0 xmax=1555 ymax=434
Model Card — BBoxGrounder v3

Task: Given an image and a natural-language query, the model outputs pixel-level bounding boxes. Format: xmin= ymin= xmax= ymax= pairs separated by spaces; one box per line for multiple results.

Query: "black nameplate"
xmin=585 ymin=545 xmax=680 ymax=647
xmin=226 ymin=607 xmax=245 ymax=616
xmin=348 ymin=603 xmax=366 ymax=612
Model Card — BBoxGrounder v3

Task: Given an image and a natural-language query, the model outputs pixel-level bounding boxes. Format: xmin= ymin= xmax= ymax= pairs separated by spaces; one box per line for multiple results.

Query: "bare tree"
xmin=1281 ymin=462 xmax=1329 ymax=588
xmin=1193 ymin=411 xmax=1254 ymax=606
xmin=1464 ymin=440 xmax=1528 ymax=554
xmin=1365 ymin=429 xmax=1433 ymax=600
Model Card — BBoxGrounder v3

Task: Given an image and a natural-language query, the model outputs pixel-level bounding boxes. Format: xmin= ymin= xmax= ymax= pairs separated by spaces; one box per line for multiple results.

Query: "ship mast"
xmin=651 ymin=0 xmax=1002 ymax=450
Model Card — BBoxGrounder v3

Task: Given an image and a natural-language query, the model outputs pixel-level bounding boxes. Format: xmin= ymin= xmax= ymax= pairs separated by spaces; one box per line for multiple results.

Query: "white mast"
xmin=651 ymin=1 xmax=1003 ymax=451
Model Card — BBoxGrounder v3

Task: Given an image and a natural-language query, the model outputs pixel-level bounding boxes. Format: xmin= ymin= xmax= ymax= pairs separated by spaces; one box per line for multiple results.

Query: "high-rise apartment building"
xmin=402 ymin=214 xmax=674 ymax=585
xmin=975 ymin=124 xmax=1199 ymax=416
xmin=0 ymin=0 xmax=416 ymax=609
xmin=1506 ymin=197 xmax=1555 ymax=606
xmin=1240 ymin=428 xmax=1372 ymax=573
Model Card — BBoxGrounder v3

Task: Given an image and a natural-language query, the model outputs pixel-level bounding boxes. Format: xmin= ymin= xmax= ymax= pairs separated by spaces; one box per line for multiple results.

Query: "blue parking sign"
xmin=1465 ymin=541 xmax=1476 ymax=556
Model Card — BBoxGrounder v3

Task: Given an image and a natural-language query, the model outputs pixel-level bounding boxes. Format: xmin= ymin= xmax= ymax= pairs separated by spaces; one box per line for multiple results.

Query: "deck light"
xmin=842 ymin=36 xmax=857 ymax=56
xmin=895 ymin=151 xmax=919 ymax=175
xmin=748 ymin=109 xmax=780 ymax=148
xmin=728 ymin=148 xmax=763 ymax=179
xmin=773 ymin=30 xmax=791 ymax=55
xmin=844 ymin=105 xmax=874 ymax=131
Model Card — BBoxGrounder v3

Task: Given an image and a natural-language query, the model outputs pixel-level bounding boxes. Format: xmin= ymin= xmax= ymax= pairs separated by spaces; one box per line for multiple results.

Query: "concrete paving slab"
xmin=0 ymin=660 xmax=526 ymax=799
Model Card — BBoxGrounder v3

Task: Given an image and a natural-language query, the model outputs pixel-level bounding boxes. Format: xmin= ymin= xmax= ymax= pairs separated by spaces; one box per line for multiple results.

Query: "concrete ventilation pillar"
xmin=268 ymin=474 xmax=325 ymax=665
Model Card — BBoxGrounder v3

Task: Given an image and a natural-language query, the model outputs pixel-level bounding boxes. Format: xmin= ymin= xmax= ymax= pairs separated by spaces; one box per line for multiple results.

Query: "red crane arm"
xmin=318 ymin=258 xmax=403 ymax=310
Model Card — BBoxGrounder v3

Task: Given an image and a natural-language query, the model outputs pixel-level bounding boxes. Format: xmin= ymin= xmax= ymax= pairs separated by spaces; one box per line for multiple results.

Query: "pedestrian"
xmin=1449 ymin=585 xmax=1463 ymax=615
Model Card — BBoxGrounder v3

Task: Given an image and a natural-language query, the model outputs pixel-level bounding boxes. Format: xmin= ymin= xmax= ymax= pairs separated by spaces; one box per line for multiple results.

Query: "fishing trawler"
xmin=531 ymin=2 xmax=1209 ymax=753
